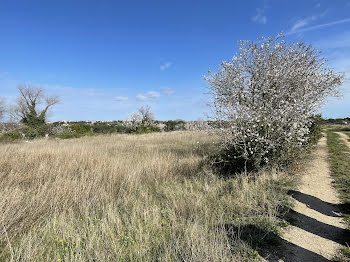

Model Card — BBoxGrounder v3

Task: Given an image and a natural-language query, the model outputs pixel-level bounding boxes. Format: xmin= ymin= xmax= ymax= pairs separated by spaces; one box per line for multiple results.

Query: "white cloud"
xmin=288 ymin=17 xmax=350 ymax=35
xmin=252 ymin=8 xmax=267 ymax=24
xmin=136 ymin=91 xmax=160 ymax=101
xmin=162 ymin=87 xmax=175 ymax=95
xmin=160 ymin=62 xmax=172 ymax=71
xmin=290 ymin=12 xmax=328 ymax=32
xmin=291 ymin=15 xmax=318 ymax=32
xmin=114 ymin=96 xmax=129 ymax=101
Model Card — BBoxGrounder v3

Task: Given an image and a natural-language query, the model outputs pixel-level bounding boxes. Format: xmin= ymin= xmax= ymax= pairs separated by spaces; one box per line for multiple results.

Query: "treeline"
xmin=0 ymin=119 xmax=212 ymax=142
xmin=0 ymin=84 xmax=212 ymax=142
xmin=323 ymin=117 xmax=350 ymax=125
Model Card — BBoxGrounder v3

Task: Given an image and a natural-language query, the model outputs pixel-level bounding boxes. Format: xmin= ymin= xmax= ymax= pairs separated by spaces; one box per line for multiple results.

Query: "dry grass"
xmin=0 ymin=131 xmax=293 ymax=261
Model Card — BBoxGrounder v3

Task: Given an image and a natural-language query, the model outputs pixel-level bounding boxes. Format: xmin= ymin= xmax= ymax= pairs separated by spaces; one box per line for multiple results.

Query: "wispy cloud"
xmin=160 ymin=62 xmax=172 ymax=71
xmin=114 ymin=96 xmax=129 ymax=101
xmin=290 ymin=10 xmax=328 ymax=33
xmin=288 ymin=17 xmax=350 ymax=35
xmin=136 ymin=91 xmax=160 ymax=101
xmin=291 ymin=15 xmax=318 ymax=31
xmin=251 ymin=8 xmax=267 ymax=24
xmin=162 ymin=87 xmax=175 ymax=95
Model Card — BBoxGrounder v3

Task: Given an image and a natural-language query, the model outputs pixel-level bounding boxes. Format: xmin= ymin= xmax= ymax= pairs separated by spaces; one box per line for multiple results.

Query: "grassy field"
xmin=0 ymin=131 xmax=294 ymax=261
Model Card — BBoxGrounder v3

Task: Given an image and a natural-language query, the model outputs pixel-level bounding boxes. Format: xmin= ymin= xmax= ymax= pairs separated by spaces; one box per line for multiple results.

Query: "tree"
xmin=125 ymin=105 xmax=156 ymax=132
xmin=12 ymin=84 xmax=60 ymax=128
xmin=138 ymin=105 xmax=155 ymax=127
xmin=205 ymin=34 xmax=344 ymax=171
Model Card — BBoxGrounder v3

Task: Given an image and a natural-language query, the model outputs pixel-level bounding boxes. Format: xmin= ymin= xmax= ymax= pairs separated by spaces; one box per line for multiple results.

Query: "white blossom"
xmin=205 ymin=34 xmax=344 ymax=168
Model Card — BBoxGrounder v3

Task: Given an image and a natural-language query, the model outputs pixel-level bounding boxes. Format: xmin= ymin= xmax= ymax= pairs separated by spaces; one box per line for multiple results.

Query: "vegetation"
xmin=206 ymin=34 xmax=343 ymax=172
xmin=0 ymin=33 xmax=347 ymax=261
xmin=0 ymin=131 xmax=295 ymax=261
xmin=12 ymin=84 xmax=60 ymax=127
xmin=324 ymin=118 xmax=350 ymax=125
xmin=326 ymin=129 xmax=350 ymax=260
xmin=0 ymin=131 xmax=22 ymax=142
xmin=326 ymin=130 xmax=350 ymax=216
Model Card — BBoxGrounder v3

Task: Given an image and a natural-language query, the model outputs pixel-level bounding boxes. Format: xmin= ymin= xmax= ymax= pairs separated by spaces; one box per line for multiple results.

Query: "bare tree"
xmin=205 ymin=34 xmax=344 ymax=170
xmin=12 ymin=84 xmax=60 ymax=127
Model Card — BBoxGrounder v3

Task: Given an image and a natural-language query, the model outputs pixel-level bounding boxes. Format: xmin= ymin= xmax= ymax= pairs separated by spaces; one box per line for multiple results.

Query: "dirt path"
xmin=271 ymin=136 xmax=348 ymax=261
xmin=336 ymin=131 xmax=350 ymax=149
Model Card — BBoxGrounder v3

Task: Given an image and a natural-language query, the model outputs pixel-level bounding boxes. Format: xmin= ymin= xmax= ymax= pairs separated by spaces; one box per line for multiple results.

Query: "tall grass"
xmin=0 ymin=131 xmax=293 ymax=261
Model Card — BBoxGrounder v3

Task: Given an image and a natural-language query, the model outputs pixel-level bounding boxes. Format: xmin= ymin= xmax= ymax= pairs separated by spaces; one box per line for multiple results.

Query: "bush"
xmin=0 ymin=131 xmax=22 ymax=142
xmin=70 ymin=124 xmax=92 ymax=134
xmin=164 ymin=120 xmax=186 ymax=131
xmin=22 ymin=125 xmax=47 ymax=139
xmin=55 ymin=133 xmax=90 ymax=139
xmin=205 ymin=34 xmax=343 ymax=173
xmin=135 ymin=125 xmax=161 ymax=134
xmin=306 ymin=115 xmax=324 ymax=146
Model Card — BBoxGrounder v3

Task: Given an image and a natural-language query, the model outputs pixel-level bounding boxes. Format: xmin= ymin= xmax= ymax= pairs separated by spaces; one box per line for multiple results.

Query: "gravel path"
xmin=272 ymin=136 xmax=348 ymax=261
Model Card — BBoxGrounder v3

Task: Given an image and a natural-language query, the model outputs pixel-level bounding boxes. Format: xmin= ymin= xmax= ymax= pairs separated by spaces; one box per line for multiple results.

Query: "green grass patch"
xmin=344 ymin=131 xmax=350 ymax=140
xmin=327 ymin=131 xmax=350 ymax=210
xmin=326 ymin=131 xmax=350 ymax=261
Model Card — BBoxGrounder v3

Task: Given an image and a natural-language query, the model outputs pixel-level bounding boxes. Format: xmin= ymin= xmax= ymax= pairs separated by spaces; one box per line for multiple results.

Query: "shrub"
xmin=135 ymin=125 xmax=161 ymax=134
xmin=205 ymin=34 xmax=344 ymax=173
xmin=164 ymin=120 xmax=186 ymax=131
xmin=306 ymin=115 xmax=324 ymax=146
xmin=0 ymin=131 xmax=22 ymax=142
xmin=22 ymin=124 xmax=47 ymax=139
xmin=70 ymin=123 xmax=92 ymax=134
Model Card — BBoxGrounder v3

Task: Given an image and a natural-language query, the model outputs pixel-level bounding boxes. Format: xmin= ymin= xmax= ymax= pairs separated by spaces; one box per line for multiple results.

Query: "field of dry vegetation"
xmin=0 ymin=131 xmax=294 ymax=261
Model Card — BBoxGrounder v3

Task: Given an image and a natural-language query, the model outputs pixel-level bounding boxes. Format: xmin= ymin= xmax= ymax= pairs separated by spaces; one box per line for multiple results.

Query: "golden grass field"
xmin=0 ymin=131 xmax=293 ymax=261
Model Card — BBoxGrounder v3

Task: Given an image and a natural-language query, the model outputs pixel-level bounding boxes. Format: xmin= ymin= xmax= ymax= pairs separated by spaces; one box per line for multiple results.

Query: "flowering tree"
xmin=138 ymin=105 xmax=155 ymax=127
xmin=125 ymin=111 xmax=142 ymax=130
xmin=125 ymin=105 xmax=155 ymax=131
xmin=185 ymin=118 xmax=211 ymax=131
xmin=205 ymin=34 xmax=344 ymax=171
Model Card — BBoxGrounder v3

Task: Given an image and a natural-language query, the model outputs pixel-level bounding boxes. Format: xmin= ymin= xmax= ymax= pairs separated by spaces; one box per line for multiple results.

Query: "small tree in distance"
xmin=205 ymin=34 xmax=344 ymax=172
xmin=138 ymin=105 xmax=155 ymax=127
xmin=12 ymin=84 xmax=60 ymax=136
xmin=125 ymin=105 xmax=157 ymax=133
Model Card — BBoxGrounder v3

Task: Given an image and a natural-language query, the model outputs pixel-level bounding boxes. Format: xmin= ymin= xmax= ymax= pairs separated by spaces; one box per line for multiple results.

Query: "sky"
xmin=0 ymin=0 xmax=349 ymax=121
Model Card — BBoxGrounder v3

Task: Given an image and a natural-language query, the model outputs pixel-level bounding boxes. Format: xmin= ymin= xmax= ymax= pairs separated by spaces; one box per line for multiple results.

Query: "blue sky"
xmin=0 ymin=0 xmax=349 ymax=121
